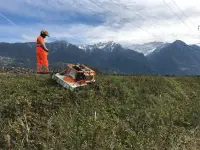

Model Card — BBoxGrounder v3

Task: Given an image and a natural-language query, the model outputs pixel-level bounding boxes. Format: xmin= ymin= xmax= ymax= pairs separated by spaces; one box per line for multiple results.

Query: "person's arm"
xmin=41 ymin=42 xmax=49 ymax=52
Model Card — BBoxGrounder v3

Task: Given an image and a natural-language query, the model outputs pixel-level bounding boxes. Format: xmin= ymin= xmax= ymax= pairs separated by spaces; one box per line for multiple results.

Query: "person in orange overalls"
xmin=36 ymin=30 xmax=51 ymax=73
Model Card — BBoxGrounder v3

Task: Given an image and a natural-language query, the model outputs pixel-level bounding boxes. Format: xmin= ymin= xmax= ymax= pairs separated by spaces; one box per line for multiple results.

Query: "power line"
xmin=0 ymin=12 xmax=33 ymax=48
xmin=115 ymin=0 xmax=167 ymax=37
xmin=115 ymin=0 xmax=154 ymax=27
xmin=46 ymin=1 xmax=117 ymax=40
xmin=87 ymin=0 xmax=163 ymax=40
xmin=45 ymin=0 xmax=114 ymax=42
xmin=163 ymin=0 xmax=195 ymax=34
xmin=0 ymin=13 xmax=15 ymax=25
xmin=73 ymin=0 xmax=98 ymax=14
xmin=116 ymin=0 xmax=178 ymax=40
xmin=171 ymin=0 xmax=197 ymax=30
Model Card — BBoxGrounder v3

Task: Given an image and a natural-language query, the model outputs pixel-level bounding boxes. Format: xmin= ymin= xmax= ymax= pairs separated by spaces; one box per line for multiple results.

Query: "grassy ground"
xmin=0 ymin=73 xmax=200 ymax=149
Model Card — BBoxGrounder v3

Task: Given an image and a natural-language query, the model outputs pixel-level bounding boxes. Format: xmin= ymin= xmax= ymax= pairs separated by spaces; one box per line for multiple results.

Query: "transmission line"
xmin=163 ymin=0 xmax=195 ymax=34
xmin=115 ymin=0 xmax=167 ymax=36
xmin=171 ymin=0 xmax=197 ymax=30
xmin=0 ymin=12 xmax=33 ymax=48
xmin=87 ymin=0 xmax=163 ymax=40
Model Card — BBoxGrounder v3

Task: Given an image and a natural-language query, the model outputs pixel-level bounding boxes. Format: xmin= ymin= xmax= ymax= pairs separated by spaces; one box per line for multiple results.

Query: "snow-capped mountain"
xmin=51 ymin=40 xmax=170 ymax=56
xmin=147 ymin=40 xmax=200 ymax=75
xmin=78 ymin=41 xmax=123 ymax=52
xmin=2 ymin=39 xmax=200 ymax=75
xmin=125 ymin=42 xmax=167 ymax=56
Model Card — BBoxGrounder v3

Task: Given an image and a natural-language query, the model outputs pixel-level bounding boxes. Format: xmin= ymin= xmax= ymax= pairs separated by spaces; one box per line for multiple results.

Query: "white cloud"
xmin=0 ymin=0 xmax=200 ymax=45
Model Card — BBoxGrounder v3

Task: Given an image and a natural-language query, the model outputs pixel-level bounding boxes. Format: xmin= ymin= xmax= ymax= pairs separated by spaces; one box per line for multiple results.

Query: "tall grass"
xmin=0 ymin=74 xmax=200 ymax=149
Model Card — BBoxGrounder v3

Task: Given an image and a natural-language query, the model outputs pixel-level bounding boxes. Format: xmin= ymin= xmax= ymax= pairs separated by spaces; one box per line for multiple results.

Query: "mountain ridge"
xmin=0 ymin=40 xmax=200 ymax=75
xmin=147 ymin=40 xmax=200 ymax=75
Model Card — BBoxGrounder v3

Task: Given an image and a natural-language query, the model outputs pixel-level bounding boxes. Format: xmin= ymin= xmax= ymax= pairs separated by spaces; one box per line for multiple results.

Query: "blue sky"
xmin=1 ymin=0 xmax=200 ymax=45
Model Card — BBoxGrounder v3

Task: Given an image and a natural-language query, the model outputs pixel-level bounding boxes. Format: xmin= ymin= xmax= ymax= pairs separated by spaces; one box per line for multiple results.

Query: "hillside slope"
xmin=0 ymin=73 xmax=200 ymax=149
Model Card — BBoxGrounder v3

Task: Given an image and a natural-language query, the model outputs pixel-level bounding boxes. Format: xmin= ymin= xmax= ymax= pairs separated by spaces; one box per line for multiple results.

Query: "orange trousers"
xmin=36 ymin=47 xmax=48 ymax=72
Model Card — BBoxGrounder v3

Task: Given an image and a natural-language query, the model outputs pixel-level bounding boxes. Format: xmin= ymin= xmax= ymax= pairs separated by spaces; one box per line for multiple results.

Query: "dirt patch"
xmin=0 ymin=67 xmax=35 ymax=74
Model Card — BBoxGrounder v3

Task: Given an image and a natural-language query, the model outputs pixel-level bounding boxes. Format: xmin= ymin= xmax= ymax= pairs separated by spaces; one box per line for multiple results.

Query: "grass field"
xmin=0 ymin=73 xmax=200 ymax=149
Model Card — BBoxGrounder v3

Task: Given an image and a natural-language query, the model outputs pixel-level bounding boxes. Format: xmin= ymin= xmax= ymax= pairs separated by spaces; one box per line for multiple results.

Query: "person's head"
xmin=40 ymin=30 xmax=49 ymax=38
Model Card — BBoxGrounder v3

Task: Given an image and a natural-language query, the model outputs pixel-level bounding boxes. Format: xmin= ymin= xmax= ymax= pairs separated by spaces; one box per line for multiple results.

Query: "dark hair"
xmin=40 ymin=33 xmax=46 ymax=38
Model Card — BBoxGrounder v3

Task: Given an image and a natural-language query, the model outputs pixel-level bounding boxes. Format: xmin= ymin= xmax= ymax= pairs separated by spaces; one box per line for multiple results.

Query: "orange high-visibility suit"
xmin=36 ymin=36 xmax=49 ymax=72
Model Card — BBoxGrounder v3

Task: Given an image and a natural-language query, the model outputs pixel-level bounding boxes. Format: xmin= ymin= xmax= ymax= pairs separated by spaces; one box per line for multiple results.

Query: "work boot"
xmin=36 ymin=70 xmax=42 ymax=73
xmin=36 ymin=66 xmax=42 ymax=73
xmin=44 ymin=66 xmax=52 ymax=73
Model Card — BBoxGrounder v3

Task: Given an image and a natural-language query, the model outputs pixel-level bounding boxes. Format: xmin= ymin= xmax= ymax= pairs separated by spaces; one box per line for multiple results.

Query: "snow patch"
xmin=126 ymin=42 xmax=165 ymax=56
xmin=145 ymin=48 xmax=156 ymax=56
xmin=77 ymin=41 xmax=122 ymax=52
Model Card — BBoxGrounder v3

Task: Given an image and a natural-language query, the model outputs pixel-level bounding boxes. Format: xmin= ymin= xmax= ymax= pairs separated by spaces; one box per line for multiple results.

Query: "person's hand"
xmin=44 ymin=49 xmax=49 ymax=54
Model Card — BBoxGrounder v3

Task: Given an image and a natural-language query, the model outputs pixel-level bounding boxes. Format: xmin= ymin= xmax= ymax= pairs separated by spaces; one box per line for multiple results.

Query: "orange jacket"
xmin=36 ymin=36 xmax=48 ymax=52
xmin=36 ymin=36 xmax=44 ymax=48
